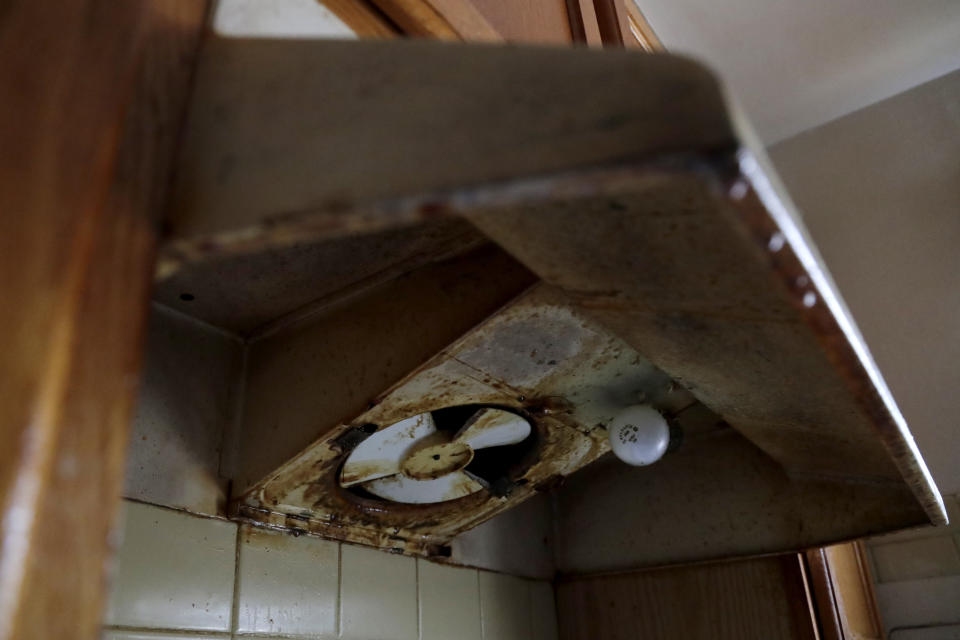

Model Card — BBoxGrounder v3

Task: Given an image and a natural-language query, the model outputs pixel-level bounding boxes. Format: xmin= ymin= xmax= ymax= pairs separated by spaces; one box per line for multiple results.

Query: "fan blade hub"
xmin=401 ymin=441 xmax=474 ymax=480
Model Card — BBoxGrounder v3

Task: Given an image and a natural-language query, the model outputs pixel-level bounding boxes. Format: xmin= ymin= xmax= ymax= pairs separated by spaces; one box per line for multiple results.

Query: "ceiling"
xmin=636 ymin=0 xmax=960 ymax=143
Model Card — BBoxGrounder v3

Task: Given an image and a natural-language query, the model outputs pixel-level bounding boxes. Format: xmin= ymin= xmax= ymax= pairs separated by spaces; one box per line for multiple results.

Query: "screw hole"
xmin=179 ymin=293 xmax=195 ymax=301
xmin=432 ymin=454 xmax=440 ymax=460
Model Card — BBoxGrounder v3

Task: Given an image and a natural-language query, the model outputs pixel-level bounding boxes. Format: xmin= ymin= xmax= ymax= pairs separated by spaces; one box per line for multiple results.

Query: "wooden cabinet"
xmin=556 ymin=543 xmax=883 ymax=640
xmin=557 ymin=556 xmax=818 ymax=640
xmin=320 ymin=0 xmax=660 ymax=47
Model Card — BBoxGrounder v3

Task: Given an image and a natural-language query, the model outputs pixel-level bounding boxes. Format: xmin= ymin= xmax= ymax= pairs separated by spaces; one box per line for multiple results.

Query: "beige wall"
xmin=103 ymin=500 xmax=559 ymax=640
xmin=865 ymin=494 xmax=960 ymax=637
xmin=636 ymin=0 xmax=960 ymax=142
xmin=769 ymin=69 xmax=960 ymax=638
xmin=769 ymin=69 xmax=960 ymax=496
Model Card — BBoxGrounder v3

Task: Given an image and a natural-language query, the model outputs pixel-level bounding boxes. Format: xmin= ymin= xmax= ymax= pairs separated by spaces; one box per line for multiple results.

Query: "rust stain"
xmin=340 ymin=459 xmax=396 ymax=486
xmin=232 ymin=286 xmax=729 ymax=553
xmin=401 ymin=442 xmax=473 ymax=480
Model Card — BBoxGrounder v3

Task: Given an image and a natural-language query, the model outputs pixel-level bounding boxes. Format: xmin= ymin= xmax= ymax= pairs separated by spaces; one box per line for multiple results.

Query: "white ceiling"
xmin=636 ymin=0 xmax=960 ymax=143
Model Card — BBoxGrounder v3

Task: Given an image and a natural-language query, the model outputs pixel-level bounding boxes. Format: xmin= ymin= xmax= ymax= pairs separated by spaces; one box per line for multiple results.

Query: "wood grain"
xmin=319 ymin=0 xmax=400 ymax=38
xmin=624 ymin=0 xmax=664 ymax=51
xmin=425 ymin=0 xmax=503 ymax=40
xmin=807 ymin=543 xmax=884 ymax=640
xmin=807 ymin=549 xmax=845 ymax=640
xmin=368 ymin=0 xmax=460 ymax=38
xmin=573 ymin=0 xmax=604 ymax=45
xmin=321 ymin=0 xmax=500 ymax=41
xmin=566 ymin=0 xmax=589 ymax=43
xmin=556 ymin=556 xmax=818 ymax=640
xmin=594 ymin=0 xmax=662 ymax=50
xmin=0 ymin=2 xmax=208 ymax=638
xmin=592 ymin=0 xmax=625 ymax=46
xmin=468 ymin=0 xmax=573 ymax=43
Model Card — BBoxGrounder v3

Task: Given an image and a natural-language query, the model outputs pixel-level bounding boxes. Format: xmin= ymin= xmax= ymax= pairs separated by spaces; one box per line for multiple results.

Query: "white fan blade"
xmin=362 ymin=471 xmax=483 ymax=504
xmin=341 ymin=413 xmax=436 ymax=487
xmin=454 ymin=408 xmax=531 ymax=450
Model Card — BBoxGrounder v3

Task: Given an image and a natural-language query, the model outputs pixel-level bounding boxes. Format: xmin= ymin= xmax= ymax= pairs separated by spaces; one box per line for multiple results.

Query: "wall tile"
xmin=104 ymin=501 xmax=558 ymax=640
xmin=479 ymin=572 xmax=531 ymax=640
xmin=889 ymin=624 xmax=960 ymax=640
xmin=102 ymin=631 xmax=227 ymax=640
xmin=875 ymin=575 xmax=960 ymax=633
xmin=872 ymin=535 xmax=960 ymax=583
xmin=105 ymin=502 xmax=236 ymax=631
xmin=530 ymin=581 xmax=559 ymax=640
xmin=418 ymin=560 xmax=481 ymax=640
xmin=340 ymin=544 xmax=417 ymax=640
xmin=236 ymin=526 xmax=338 ymax=637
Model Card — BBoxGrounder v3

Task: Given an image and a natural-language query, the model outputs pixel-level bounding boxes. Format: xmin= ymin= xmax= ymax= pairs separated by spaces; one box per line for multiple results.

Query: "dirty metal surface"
xmin=165 ymin=40 xmax=944 ymax=556
xmin=554 ymin=428 xmax=928 ymax=573
xmin=236 ymin=285 xmax=713 ymax=552
xmin=155 ymin=217 xmax=484 ymax=337
xmin=233 ymin=245 xmax=536 ymax=493
xmin=466 ymin=154 xmax=946 ymax=526
xmin=166 ymin=38 xmax=734 ymax=248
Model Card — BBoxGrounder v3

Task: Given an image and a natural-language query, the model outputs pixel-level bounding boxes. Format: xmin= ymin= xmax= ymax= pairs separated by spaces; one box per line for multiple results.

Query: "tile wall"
xmin=103 ymin=500 xmax=559 ymax=640
xmin=866 ymin=493 xmax=960 ymax=638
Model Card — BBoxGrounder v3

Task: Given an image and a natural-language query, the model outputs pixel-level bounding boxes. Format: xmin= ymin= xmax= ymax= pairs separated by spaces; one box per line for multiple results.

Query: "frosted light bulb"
xmin=608 ymin=405 xmax=670 ymax=466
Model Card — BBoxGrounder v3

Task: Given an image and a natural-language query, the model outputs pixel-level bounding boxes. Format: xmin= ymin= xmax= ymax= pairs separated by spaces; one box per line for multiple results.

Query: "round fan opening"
xmin=339 ymin=405 xmax=535 ymax=505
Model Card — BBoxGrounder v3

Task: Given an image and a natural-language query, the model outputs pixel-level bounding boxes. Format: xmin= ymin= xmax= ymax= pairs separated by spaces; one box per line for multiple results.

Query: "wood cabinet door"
xmin=556 ymin=555 xmax=819 ymax=640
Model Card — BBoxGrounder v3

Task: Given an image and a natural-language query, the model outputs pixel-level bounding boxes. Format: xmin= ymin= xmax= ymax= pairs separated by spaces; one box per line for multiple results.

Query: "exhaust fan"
xmin=340 ymin=408 xmax=533 ymax=504
xmin=230 ymin=284 xmax=714 ymax=554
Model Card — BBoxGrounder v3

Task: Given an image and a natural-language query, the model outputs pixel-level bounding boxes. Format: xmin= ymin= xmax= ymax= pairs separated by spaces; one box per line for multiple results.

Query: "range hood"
xmin=154 ymin=38 xmax=945 ymax=563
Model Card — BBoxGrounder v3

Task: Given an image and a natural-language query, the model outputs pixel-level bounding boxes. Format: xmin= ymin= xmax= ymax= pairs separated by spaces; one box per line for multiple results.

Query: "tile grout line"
xmin=526 ymin=576 xmax=535 ymax=640
xmin=230 ymin=525 xmax=243 ymax=638
xmin=476 ymin=569 xmax=485 ymax=640
xmin=414 ymin=557 xmax=421 ymax=640
xmin=335 ymin=542 xmax=343 ymax=639
xmin=103 ymin=625 xmax=231 ymax=637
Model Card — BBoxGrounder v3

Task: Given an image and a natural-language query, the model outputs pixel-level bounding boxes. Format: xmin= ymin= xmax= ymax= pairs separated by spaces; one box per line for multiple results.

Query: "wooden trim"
xmin=851 ymin=542 xmax=885 ymax=639
xmin=807 ymin=547 xmax=845 ymax=640
xmin=593 ymin=0 xmax=663 ymax=50
xmin=0 ymin=2 xmax=208 ymax=638
xmin=624 ymin=0 xmax=663 ymax=51
xmin=786 ymin=554 xmax=824 ymax=640
xmin=566 ymin=0 xmax=588 ymax=43
xmin=797 ymin=553 xmax=825 ymax=640
xmin=806 ymin=543 xmax=885 ymax=640
xmin=425 ymin=0 xmax=503 ymax=41
xmin=592 ymin=0 xmax=625 ymax=46
xmin=828 ymin=542 xmax=884 ymax=640
xmin=319 ymin=0 xmax=400 ymax=38
xmin=321 ymin=0 xmax=502 ymax=41
xmin=367 ymin=0 xmax=460 ymax=38
xmin=566 ymin=0 xmax=603 ymax=46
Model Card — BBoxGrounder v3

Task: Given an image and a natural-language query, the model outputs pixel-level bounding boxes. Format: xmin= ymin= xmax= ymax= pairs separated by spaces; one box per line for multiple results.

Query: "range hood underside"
xmin=146 ymin=39 xmax=944 ymax=568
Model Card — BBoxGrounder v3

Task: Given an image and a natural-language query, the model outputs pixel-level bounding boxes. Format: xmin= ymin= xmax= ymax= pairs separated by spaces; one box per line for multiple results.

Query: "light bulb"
xmin=608 ymin=405 xmax=670 ymax=466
